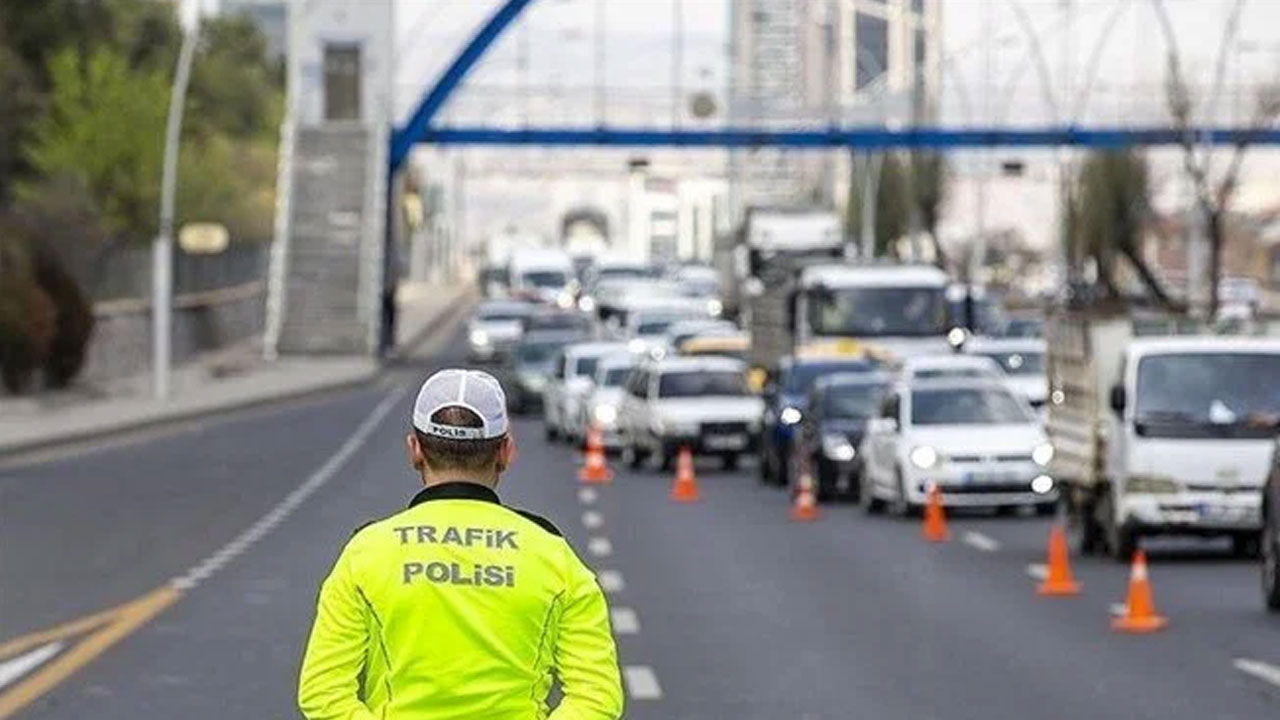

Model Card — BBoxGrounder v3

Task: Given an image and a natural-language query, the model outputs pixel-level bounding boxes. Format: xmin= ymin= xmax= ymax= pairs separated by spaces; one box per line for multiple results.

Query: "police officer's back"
xmin=298 ymin=370 xmax=624 ymax=719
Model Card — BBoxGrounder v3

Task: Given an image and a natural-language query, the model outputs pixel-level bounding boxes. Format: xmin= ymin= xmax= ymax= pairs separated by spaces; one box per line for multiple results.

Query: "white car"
xmin=619 ymin=302 xmax=711 ymax=356
xmin=859 ymin=378 xmax=1057 ymax=515
xmin=573 ymin=353 xmax=637 ymax=450
xmin=542 ymin=342 xmax=626 ymax=443
xmin=663 ymin=319 xmax=740 ymax=352
xmin=618 ymin=356 xmax=764 ymax=471
xmin=466 ymin=300 xmax=535 ymax=361
xmin=964 ymin=337 xmax=1048 ymax=409
xmin=898 ymin=353 xmax=1003 ymax=383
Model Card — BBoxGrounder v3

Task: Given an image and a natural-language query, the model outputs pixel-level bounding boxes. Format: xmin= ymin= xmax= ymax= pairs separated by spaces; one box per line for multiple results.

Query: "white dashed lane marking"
xmin=1234 ymin=658 xmax=1280 ymax=689
xmin=598 ymin=570 xmax=626 ymax=593
xmin=610 ymin=607 xmax=640 ymax=635
xmin=623 ymin=666 xmax=663 ymax=699
xmin=581 ymin=510 xmax=604 ymax=529
xmin=588 ymin=537 xmax=613 ymax=557
xmin=577 ymin=487 xmax=598 ymax=504
xmin=1025 ymin=563 xmax=1049 ymax=581
xmin=962 ymin=531 xmax=1001 ymax=552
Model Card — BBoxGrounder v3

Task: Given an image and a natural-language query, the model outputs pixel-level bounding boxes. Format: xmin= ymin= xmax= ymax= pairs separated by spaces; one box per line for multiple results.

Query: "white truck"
xmin=508 ymin=248 xmax=574 ymax=307
xmin=1047 ymin=309 xmax=1280 ymax=560
xmin=714 ymin=207 xmax=844 ymax=320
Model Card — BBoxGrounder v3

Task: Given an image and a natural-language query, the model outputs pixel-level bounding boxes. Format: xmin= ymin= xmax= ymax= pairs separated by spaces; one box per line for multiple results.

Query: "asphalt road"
xmin=1 ymin=322 xmax=1278 ymax=719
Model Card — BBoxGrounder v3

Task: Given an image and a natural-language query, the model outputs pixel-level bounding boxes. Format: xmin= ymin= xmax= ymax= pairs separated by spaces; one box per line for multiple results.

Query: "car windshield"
xmin=946 ymin=298 xmax=1006 ymax=334
xmin=808 ymin=286 xmax=947 ymax=337
xmin=573 ymin=357 xmax=600 ymax=378
xmin=658 ymin=371 xmax=746 ymax=398
xmin=1002 ymin=317 xmax=1044 ymax=338
xmin=478 ymin=305 xmax=530 ymax=321
xmin=784 ymin=361 xmax=875 ymax=394
xmin=911 ymin=387 xmax=1031 ymax=425
xmin=823 ymin=384 xmax=888 ymax=419
xmin=976 ymin=351 xmax=1045 ymax=375
xmin=522 ymin=270 xmax=567 ymax=288
xmin=526 ymin=314 xmax=585 ymax=331
xmin=637 ymin=319 xmax=676 ymax=336
xmin=1134 ymin=353 xmax=1280 ymax=438
xmin=598 ymin=267 xmax=652 ymax=281
xmin=601 ymin=367 xmax=632 ymax=387
xmin=516 ymin=342 xmax=559 ymax=363
xmin=913 ymin=367 xmax=994 ymax=380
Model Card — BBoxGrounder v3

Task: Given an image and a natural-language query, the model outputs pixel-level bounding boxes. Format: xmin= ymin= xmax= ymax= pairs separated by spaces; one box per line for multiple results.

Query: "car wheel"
xmin=861 ymin=471 xmax=886 ymax=515
xmin=722 ymin=453 xmax=740 ymax=471
xmin=893 ymin=469 xmax=920 ymax=518
xmin=545 ymin=423 xmax=559 ymax=442
xmin=814 ymin=458 xmax=835 ymax=503
xmin=1263 ymin=509 xmax=1280 ymax=612
xmin=776 ymin=450 xmax=791 ymax=489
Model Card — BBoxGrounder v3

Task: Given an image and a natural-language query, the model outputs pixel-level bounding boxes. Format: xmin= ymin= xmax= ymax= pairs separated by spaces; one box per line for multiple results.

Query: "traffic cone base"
xmin=578 ymin=426 xmax=613 ymax=485
xmin=790 ymin=470 xmax=821 ymax=522
xmin=921 ymin=486 xmax=950 ymax=542
xmin=1111 ymin=550 xmax=1167 ymax=633
xmin=1036 ymin=524 xmax=1082 ymax=596
xmin=670 ymin=447 xmax=700 ymax=503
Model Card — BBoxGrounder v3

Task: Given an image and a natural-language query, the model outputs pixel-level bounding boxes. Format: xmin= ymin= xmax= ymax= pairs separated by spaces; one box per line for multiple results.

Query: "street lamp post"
xmin=152 ymin=10 xmax=200 ymax=400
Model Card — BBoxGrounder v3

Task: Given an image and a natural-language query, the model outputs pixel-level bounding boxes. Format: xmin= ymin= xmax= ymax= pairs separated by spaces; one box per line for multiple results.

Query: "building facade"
xmin=729 ymin=0 xmax=941 ymax=220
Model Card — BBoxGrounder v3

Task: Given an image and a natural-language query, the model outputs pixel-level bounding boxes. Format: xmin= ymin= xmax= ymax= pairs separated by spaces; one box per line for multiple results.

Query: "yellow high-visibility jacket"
xmin=298 ymin=481 xmax=624 ymax=720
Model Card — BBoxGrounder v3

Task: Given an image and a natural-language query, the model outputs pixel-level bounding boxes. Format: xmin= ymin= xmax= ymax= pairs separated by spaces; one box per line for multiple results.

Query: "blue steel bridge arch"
xmin=388 ymin=0 xmax=1280 ymax=172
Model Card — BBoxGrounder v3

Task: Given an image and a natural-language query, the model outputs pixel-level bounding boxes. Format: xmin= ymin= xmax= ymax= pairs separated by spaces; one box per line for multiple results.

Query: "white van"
xmin=508 ymin=249 xmax=574 ymax=307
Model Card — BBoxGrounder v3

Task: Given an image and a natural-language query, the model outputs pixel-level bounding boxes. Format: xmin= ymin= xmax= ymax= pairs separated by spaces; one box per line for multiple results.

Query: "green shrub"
xmin=0 ymin=274 xmax=55 ymax=394
xmin=32 ymin=247 xmax=93 ymax=388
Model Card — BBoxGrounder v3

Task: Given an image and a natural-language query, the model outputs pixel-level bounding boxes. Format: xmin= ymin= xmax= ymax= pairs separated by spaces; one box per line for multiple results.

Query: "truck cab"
xmin=1048 ymin=312 xmax=1280 ymax=559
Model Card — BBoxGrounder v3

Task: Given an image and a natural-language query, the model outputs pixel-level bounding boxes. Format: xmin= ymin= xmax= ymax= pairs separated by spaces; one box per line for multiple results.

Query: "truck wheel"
xmin=1231 ymin=533 xmax=1261 ymax=559
xmin=1263 ymin=513 xmax=1280 ymax=612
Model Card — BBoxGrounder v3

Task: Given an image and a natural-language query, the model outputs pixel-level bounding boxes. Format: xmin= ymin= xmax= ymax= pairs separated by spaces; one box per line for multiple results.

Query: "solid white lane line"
xmin=962 ymin=531 xmax=1001 ymax=552
xmin=588 ymin=537 xmax=613 ymax=557
xmin=610 ymin=607 xmax=641 ymax=635
xmin=0 ymin=642 xmax=63 ymax=690
xmin=577 ymin=487 xmax=598 ymax=504
xmin=1234 ymin=658 xmax=1280 ymax=689
xmin=623 ymin=666 xmax=663 ymax=699
xmin=582 ymin=510 xmax=604 ymax=529
xmin=1025 ymin=564 xmax=1049 ymax=581
xmin=598 ymin=570 xmax=626 ymax=593
xmin=171 ymin=386 xmax=408 ymax=591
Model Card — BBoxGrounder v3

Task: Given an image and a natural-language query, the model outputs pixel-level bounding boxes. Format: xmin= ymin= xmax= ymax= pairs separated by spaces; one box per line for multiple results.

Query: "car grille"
xmin=937 ymin=482 xmax=1035 ymax=494
xmin=702 ymin=422 xmax=749 ymax=435
xmin=949 ymin=454 xmax=1031 ymax=464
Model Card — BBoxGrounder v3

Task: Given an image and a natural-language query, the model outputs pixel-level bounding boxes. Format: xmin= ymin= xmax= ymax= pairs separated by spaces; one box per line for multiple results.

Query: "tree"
xmin=910 ymin=152 xmax=949 ymax=267
xmin=844 ymin=152 xmax=909 ymax=258
xmin=0 ymin=43 xmax=42 ymax=202
xmin=21 ymin=46 xmax=169 ymax=240
xmin=1152 ymin=0 xmax=1280 ymax=317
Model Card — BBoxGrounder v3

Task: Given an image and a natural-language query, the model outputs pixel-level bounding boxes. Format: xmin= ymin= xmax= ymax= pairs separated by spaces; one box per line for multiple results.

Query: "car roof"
xmin=520 ymin=330 xmax=582 ymax=344
xmin=565 ymin=341 xmax=628 ymax=358
xmin=902 ymin=377 xmax=1015 ymax=393
xmin=597 ymin=352 xmax=637 ymax=370
xmin=477 ymin=300 xmax=534 ymax=313
xmin=799 ymin=263 xmax=948 ymax=290
xmin=902 ymin=354 xmax=1000 ymax=371
xmin=964 ymin=337 xmax=1046 ymax=353
xmin=1127 ymin=336 xmax=1280 ymax=357
xmin=814 ymin=371 xmax=893 ymax=389
xmin=648 ymin=356 xmax=747 ymax=373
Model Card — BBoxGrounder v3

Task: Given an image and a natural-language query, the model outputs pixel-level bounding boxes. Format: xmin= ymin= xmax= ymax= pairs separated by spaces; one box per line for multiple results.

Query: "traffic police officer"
xmin=298 ymin=369 xmax=624 ymax=719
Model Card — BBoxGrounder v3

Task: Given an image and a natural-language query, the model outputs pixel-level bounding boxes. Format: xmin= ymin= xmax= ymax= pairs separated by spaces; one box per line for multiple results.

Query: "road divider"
xmin=1036 ymin=524 xmax=1082 ymax=596
xmin=922 ymin=486 xmax=950 ymax=542
xmin=578 ymin=426 xmax=613 ymax=485
xmin=789 ymin=465 xmax=820 ymax=522
xmin=1111 ymin=551 xmax=1168 ymax=633
xmin=669 ymin=447 xmax=701 ymax=503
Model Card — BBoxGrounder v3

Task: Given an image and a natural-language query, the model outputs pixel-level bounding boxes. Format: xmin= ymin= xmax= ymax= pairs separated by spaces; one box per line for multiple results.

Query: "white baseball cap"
xmin=412 ymin=369 xmax=509 ymax=440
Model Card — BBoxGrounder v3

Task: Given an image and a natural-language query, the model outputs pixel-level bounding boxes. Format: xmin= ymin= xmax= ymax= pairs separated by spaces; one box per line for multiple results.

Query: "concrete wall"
xmin=82 ymin=284 xmax=265 ymax=384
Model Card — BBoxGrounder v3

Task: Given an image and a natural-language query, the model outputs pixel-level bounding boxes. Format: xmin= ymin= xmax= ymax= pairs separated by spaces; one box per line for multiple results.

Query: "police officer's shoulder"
xmin=505 ymin=507 xmax=563 ymax=538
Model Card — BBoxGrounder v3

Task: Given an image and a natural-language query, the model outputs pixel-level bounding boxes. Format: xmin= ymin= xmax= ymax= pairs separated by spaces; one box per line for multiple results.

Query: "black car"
xmin=793 ymin=372 xmax=891 ymax=501
xmin=523 ymin=310 xmax=592 ymax=337
xmin=1264 ymin=437 xmax=1280 ymax=612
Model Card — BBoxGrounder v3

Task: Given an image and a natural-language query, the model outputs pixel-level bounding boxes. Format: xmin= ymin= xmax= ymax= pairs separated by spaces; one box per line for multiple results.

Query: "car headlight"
xmin=1030 ymin=474 xmax=1055 ymax=494
xmin=707 ymin=298 xmax=724 ymax=317
xmin=1032 ymin=442 xmax=1055 ymax=467
xmin=779 ymin=407 xmax=802 ymax=426
xmin=821 ymin=433 xmax=856 ymax=462
xmin=557 ymin=292 xmax=575 ymax=309
xmin=1126 ymin=474 xmax=1180 ymax=494
xmin=469 ymin=329 xmax=490 ymax=346
xmin=578 ymin=296 xmax=596 ymax=313
xmin=593 ymin=404 xmax=618 ymax=426
xmin=909 ymin=445 xmax=939 ymax=470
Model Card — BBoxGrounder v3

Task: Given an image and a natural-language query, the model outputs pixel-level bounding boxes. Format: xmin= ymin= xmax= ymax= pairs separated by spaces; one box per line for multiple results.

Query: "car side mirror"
xmin=1109 ymin=385 xmax=1126 ymax=415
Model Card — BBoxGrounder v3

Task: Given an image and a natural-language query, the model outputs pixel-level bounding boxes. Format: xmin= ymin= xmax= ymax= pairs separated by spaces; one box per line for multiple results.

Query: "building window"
xmin=915 ymin=28 xmax=927 ymax=68
xmin=912 ymin=0 xmax=927 ymax=14
xmin=855 ymin=12 xmax=889 ymax=91
xmin=323 ymin=43 xmax=362 ymax=121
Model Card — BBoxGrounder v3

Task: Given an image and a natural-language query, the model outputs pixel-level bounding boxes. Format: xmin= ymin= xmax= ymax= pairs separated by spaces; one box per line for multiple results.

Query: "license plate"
xmin=704 ymin=434 xmax=746 ymax=450
xmin=963 ymin=471 xmax=1019 ymax=485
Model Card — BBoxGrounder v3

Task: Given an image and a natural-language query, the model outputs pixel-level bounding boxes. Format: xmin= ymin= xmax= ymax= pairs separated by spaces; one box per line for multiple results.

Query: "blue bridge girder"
xmin=389 ymin=0 xmax=1280 ymax=171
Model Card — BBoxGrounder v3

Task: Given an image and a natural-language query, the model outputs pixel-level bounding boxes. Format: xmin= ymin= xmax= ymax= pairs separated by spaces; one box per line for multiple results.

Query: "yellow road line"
xmin=0 ymin=585 xmax=181 ymax=719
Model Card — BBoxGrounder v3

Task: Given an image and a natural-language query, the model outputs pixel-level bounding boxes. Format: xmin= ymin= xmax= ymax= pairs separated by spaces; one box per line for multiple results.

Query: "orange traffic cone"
xmin=669 ymin=446 xmax=701 ymax=503
xmin=921 ymin=485 xmax=950 ymax=542
xmin=578 ymin=426 xmax=613 ymax=485
xmin=1111 ymin=550 xmax=1168 ymax=633
xmin=790 ymin=465 xmax=821 ymax=522
xmin=1036 ymin=524 xmax=1082 ymax=596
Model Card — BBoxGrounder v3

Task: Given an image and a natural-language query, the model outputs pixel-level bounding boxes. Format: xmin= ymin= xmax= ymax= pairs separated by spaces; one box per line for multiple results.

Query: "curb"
xmin=0 ymin=289 xmax=475 ymax=462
